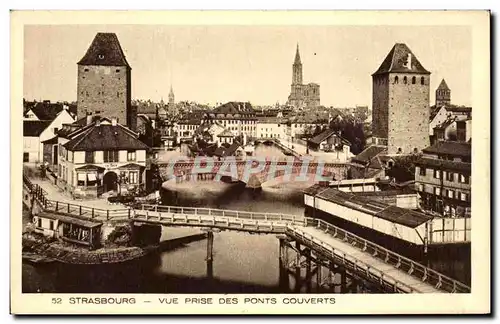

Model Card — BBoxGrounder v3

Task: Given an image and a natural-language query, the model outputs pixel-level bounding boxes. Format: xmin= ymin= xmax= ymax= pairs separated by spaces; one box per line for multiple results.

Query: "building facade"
xmin=56 ymin=118 xmax=149 ymax=198
xmin=77 ymin=33 xmax=136 ymax=131
xmin=204 ymin=102 xmax=257 ymax=139
xmin=414 ymin=141 xmax=471 ymax=218
xmin=286 ymin=44 xmax=320 ymax=109
xmin=371 ymin=43 xmax=431 ymax=154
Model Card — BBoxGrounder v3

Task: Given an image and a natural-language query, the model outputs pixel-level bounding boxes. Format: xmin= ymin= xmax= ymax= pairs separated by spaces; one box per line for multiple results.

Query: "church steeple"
xmin=294 ymin=43 xmax=301 ymax=65
xmin=168 ymin=85 xmax=175 ymax=106
xmin=435 ymin=78 xmax=451 ymax=107
xmin=292 ymin=43 xmax=303 ymax=85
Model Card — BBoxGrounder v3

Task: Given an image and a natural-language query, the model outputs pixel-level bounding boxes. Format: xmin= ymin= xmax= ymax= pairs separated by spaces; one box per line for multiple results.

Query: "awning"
xmin=87 ymin=173 xmax=97 ymax=181
xmin=77 ymin=173 xmax=86 ymax=181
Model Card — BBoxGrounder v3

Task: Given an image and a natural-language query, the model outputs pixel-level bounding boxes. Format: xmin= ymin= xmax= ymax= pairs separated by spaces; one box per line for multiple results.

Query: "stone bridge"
xmin=156 ymin=157 xmax=348 ymax=188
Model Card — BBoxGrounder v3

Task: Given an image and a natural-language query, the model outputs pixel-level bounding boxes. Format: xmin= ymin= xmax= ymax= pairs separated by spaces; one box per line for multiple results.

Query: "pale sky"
xmin=24 ymin=25 xmax=472 ymax=108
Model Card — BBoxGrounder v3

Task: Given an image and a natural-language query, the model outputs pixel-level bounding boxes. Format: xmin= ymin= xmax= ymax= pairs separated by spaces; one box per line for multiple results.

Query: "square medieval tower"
xmin=372 ymin=43 xmax=430 ymax=154
xmin=77 ymin=33 xmax=135 ymax=131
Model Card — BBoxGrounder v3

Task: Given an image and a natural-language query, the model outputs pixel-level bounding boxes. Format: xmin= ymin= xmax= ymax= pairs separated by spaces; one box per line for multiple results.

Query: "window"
xmin=127 ymin=150 xmax=136 ymax=161
xmin=434 ymin=187 xmax=441 ymax=196
xmin=421 ymin=76 xmax=425 ymax=85
xmin=23 ymin=152 xmax=29 ymax=162
xmin=460 ymin=192 xmax=468 ymax=201
xmin=419 ymin=167 xmax=426 ymax=176
xmin=459 ymin=174 xmax=469 ymax=184
xmin=104 ymin=150 xmax=119 ymax=162
xmin=117 ymin=92 xmax=120 ymax=98
xmin=87 ymin=173 xmax=97 ymax=186
xmin=448 ymin=190 xmax=454 ymax=198
xmin=418 ymin=184 xmax=424 ymax=191
xmin=116 ymin=69 xmax=120 ymax=73
xmin=84 ymin=68 xmax=89 ymax=72
xmin=412 ymin=76 xmax=416 ymax=84
xmin=53 ymin=127 xmax=59 ymax=134
xmin=129 ymin=171 xmax=138 ymax=184
xmin=85 ymin=151 xmax=94 ymax=163
xmin=446 ymin=171 xmax=454 ymax=182
xmin=49 ymin=220 xmax=54 ymax=231
xmin=120 ymin=171 xmax=127 ymax=183
xmin=403 ymin=76 xmax=407 ymax=84
xmin=37 ymin=218 xmax=42 ymax=228
xmin=77 ymin=173 xmax=86 ymax=186
xmin=434 ymin=170 xmax=441 ymax=179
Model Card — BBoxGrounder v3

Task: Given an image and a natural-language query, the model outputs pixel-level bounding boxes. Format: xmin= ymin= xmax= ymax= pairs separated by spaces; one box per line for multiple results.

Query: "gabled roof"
xmin=308 ymin=129 xmax=350 ymax=146
xmin=373 ymin=43 xmax=430 ymax=75
xmin=434 ymin=117 xmax=457 ymax=130
xmin=63 ymin=123 xmax=149 ymax=152
xmin=41 ymin=136 xmax=59 ymax=144
xmin=437 ymin=79 xmax=450 ymax=91
xmin=24 ymin=120 xmax=51 ymax=137
xmin=26 ymin=102 xmax=75 ymax=121
xmin=78 ymin=33 xmax=130 ymax=67
xmin=446 ymin=106 xmax=472 ymax=114
xmin=422 ymin=141 xmax=471 ymax=158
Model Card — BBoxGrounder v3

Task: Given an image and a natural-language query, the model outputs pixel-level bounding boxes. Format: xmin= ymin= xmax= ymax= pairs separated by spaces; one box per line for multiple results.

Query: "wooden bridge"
xmin=22 ymin=175 xmax=470 ymax=294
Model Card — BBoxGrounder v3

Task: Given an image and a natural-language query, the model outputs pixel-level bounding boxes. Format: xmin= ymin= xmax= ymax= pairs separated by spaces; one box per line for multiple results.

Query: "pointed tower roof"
xmin=78 ymin=33 xmax=130 ymax=67
xmin=372 ymin=43 xmax=430 ymax=76
xmin=437 ymin=79 xmax=450 ymax=90
xmin=294 ymin=43 xmax=301 ymax=65
xmin=169 ymin=85 xmax=174 ymax=96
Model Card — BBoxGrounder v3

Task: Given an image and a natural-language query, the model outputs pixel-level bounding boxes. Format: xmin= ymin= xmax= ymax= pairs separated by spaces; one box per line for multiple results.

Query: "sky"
xmin=23 ymin=25 xmax=472 ymax=108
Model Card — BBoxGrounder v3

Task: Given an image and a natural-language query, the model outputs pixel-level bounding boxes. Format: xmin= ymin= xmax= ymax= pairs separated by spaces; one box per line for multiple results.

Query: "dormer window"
xmin=98 ymin=54 xmax=105 ymax=60
xmin=84 ymin=68 xmax=89 ymax=72
xmin=403 ymin=76 xmax=407 ymax=84
xmin=412 ymin=76 xmax=416 ymax=84
xmin=394 ymin=76 xmax=399 ymax=84
xmin=421 ymin=76 xmax=425 ymax=85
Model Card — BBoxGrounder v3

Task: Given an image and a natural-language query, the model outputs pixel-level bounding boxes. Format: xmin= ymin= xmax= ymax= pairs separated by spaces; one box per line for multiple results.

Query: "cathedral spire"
xmin=294 ymin=43 xmax=301 ymax=65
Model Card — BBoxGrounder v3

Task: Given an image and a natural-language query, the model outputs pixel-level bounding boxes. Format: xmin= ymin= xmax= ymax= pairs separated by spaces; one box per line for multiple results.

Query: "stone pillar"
xmin=206 ymin=230 xmax=214 ymax=279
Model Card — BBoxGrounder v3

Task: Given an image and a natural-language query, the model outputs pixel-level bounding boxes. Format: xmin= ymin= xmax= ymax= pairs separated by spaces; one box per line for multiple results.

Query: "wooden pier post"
xmin=294 ymin=241 xmax=301 ymax=292
xmin=305 ymin=248 xmax=312 ymax=293
xmin=278 ymin=238 xmax=290 ymax=291
xmin=340 ymin=268 xmax=347 ymax=293
xmin=206 ymin=230 xmax=214 ymax=279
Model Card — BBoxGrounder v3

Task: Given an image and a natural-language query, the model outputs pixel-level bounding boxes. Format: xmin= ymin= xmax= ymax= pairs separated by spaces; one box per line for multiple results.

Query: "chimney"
xmin=95 ymin=119 xmax=100 ymax=127
xmin=112 ymin=118 xmax=117 ymax=126
xmin=86 ymin=112 xmax=93 ymax=125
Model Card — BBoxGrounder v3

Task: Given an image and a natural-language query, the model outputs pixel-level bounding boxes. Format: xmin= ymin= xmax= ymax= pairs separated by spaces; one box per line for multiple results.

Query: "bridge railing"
xmin=44 ymin=200 xmax=132 ymax=221
xmin=305 ymin=217 xmax=470 ymax=293
xmin=286 ymin=226 xmax=414 ymax=293
xmin=139 ymin=204 xmax=305 ymax=223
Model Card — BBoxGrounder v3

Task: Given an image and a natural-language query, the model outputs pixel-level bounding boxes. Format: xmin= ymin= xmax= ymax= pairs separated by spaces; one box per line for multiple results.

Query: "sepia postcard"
xmin=10 ymin=10 xmax=490 ymax=315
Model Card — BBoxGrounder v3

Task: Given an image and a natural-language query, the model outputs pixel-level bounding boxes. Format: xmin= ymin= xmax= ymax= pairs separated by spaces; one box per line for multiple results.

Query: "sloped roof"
xmin=351 ymin=145 xmax=388 ymax=165
xmin=446 ymin=106 xmax=472 ymax=114
xmin=308 ymin=129 xmax=350 ymax=146
xmin=214 ymin=141 xmax=242 ymax=157
xmin=415 ymin=157 xmax=471 ymax=173
xmin=306 ymin=188 xmax=432 ymax=228
xmin=422 ymin=141 xmax=471 ymax=158
xmin=24 ymin=120 xmax=51 ymax=137
xmin=213 ymin=102 xmax=255 ymax=115
xmin=437 ymin=79 xmax=450 ymax=90
xmin=63 ymin=123 xmax=149 ymax=151
xmin=373 ymin=43 xmax=430 ymax=75
xmin=217 ymin=128 xmax=235 ymax=137
xmin=434 ymin=117 xmax=457 ymax=130
xmin=78 ymin=33 xmax=130 ymax=67
xmin=41 ymin=136 xmax=58 ymax=144
xmin=27 ymin=102 xmax=74 ymax=121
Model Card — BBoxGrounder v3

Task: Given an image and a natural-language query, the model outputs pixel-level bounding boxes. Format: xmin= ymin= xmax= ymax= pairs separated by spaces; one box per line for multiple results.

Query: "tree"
xmin=385 ymin=153 xmax=422 ymax=183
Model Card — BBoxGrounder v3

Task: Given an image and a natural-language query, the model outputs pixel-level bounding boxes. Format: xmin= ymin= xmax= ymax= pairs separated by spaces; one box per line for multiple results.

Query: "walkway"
xmin=279 ymin=139 xmax=352 ymax=162
xmin=293 ymin=226 xmax=441 ymax=293
xmin=29 ymin=177 xmax=125 ymax=212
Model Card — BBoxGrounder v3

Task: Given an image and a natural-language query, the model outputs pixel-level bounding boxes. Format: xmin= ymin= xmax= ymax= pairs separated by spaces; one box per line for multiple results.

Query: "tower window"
xmin=84 ymin=68 xmax=89 ymax=72
xmin=421 ymin=76 xmax=425 ymax=85
xmin=412 ymin=76 xmax=416 ymax=84
xmin=403 ymin=76 xmax=407 ymax=84
xmin=116 ymin=69 xmax=120 ymax=73
xmin=98 ymin=54 xmax=105 ymax=59
xmin=394 ymin=76 xmax=399 ymax=84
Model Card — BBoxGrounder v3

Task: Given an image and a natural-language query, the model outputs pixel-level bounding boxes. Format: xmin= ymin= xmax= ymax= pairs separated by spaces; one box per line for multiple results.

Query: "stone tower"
xmin=435 ymin=78 xmax=451 ymax=107
xmin=372 ymin=43 xmax=430 ymax=154
xmin=77 ymin=33 xmax=136 ymax=131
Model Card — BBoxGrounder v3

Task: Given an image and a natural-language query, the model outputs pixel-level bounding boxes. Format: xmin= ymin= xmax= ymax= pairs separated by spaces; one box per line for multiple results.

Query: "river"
xmin=21 ymin=143 xmax=470 ymax=293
